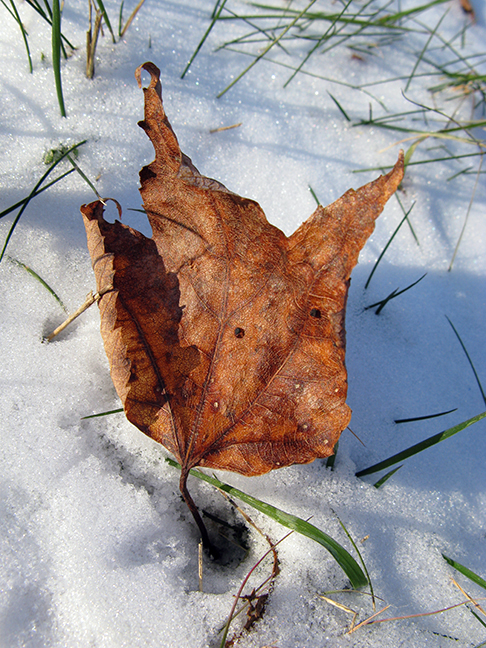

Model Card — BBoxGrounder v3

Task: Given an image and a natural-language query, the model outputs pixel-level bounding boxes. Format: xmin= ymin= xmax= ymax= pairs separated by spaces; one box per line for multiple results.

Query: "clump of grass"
xmin=185 ymin=0 xmax=484 ymax=266
xmin=4 ymin=0 xmax=146 ymax=109
xmin=86 ymin=0 xmax=147 ymax=77
xmin=4 ymin=0 xmax=75 ymax=115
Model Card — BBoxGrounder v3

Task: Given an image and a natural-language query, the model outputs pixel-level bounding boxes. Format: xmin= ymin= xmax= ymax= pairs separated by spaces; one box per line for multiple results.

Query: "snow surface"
xmin=1 ymin=1 xmax=485 ymax=647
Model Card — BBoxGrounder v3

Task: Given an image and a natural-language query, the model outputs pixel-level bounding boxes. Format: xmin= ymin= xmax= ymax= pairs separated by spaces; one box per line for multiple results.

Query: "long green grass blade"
xmin=332 ymin=509 xmax=374 ymax=601
xmin=356 ymin=411 xmax=486 ymax=478
xmin=82 ymin=408 xmax=124 ymax=419
xmin=118 ymin=0 xmax=124 ymax=35
xmin=446 ymin=317 xmax=486 ymax=407
xmin=404 ymin=10 xmax=449 ymax=92
xmin=442 ymin=555 xmax=486 ymax=591
xmin=355 ymin=151 xmax=485 ymax=174
xmin=5 ymin=0 xmax=33 ymax=72
xmin=395 ymin=408 xmax=457 ymax=424
xmin=181 ymin=0 xmax=228 ymax=79
xmin=251 ymin=0 xmax=449 ymax=26
xmin=364 ymin=204 xmax=414 ymax=289
xmin=51 ymin=0 xmax=66 ymax=116
xmin=395 ymin=192 xmax=419 ymax=243
xmin=308 ymin=185 xmax=321 ymax=206
xmin=165 ymin=457 xmax=368 ymax=589
xmin=365 ymin=273 xmax=426 ymax=314
xmin=23 ymin=0 xmax=75 ymax=52
xmin=328 ymin=92 xmax=351 ymax=122
xmin=7 ymin=256 xmax=67 ymax=311
xmin=66 ymin=155 xmax=100 ymax=198
xmin=94 ymin=0 xmax=116 ymax=42
xmin=373 ymin=465 xmax=402 ymax=488
xmin=118 ymin=0 xmax=146 ymax=38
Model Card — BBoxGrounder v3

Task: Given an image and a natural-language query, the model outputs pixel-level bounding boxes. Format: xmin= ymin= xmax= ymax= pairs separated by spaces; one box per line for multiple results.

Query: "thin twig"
xmin=198 ymin=541 xmax=203 ymax=592
xmin=209 ymin=123 xmax=242 ymax=133
xmin=44 ymin=288 xmax=109 ymax=342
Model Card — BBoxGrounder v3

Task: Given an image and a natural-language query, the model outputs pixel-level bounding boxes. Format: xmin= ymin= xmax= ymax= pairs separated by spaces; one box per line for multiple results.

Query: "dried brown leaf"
xmin=81 ymin=62 xmax=404 ymax=548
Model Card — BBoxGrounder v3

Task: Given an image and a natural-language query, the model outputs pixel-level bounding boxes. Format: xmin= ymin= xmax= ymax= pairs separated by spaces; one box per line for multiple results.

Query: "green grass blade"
xmin=355 ymin=151 xmax=486 ymax=174
xmin=404 ymin=10 xmax=449 ymax=93
xmin=181 ymin=0 xmax=228 ymax=79
xmin=373 ymin=465 xmax=402 ymax=488
xmin=364 ymin=204 xmax=415 ymax=289
xmin=165 ymin=457 xmax=368 ymax=589
xmin=326 ymin=440 xmax=338 ymax=469
xmin=356 ymin=411 xmax=486 ymax=478
xmin=118 ymin=0 xmax=124 ymax=36
xmin=250 ymin=0 xmax=449 ymax=26
xmin=332 ymin=509 xmax=374 ymax=601
xmin=6 ymin=0 xmax=33 ymax=72
xmin=365 ymin=288 xmax=398 ymax=314
xmin=395 ymin=192 xmax=419 ymax=243
xmin=82 ymin=408 xmax=124 ymax=419
xmin=446 ymin=317 xmax=486 ymax=407
xmin=308 ymin=185 xmax=321 ymax=206
xmin=394 ymin=408 xmax=457 ymax=424
xmin=403 ymin=136 xmax=427 ymax=167
xmin=94 ymin=0 xmax=116 ymax=42
xmin=66 ymin=155 xmax=100 ymax=198
xmin=6 ymin=256 xmax=67 ymax=311
xmin=365 ymin=273 xmax=426 ymax=314
xmin=328 ymin=92 xmax=351 ymax=122
xmin=23 ymin=0 xmax=75 ymax=51
xmin=51 ymin=0 xmax=66 ymax=116
xmin=469 ymin=611 xmax=486 ymax=632
xmin=211 ymin=0 xmax=225 ymax=19
xmin=442 ymin=555 xmax=486 ymax=591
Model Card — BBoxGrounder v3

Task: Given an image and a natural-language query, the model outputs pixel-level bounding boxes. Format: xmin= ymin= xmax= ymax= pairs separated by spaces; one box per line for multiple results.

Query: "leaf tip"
xmin=135 ymin=61 xmax=162 ymax=96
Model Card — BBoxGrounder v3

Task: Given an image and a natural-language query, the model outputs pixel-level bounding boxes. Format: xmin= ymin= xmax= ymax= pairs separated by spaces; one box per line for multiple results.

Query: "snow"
xmin=1 ymin=1 xmax=485 ymax=646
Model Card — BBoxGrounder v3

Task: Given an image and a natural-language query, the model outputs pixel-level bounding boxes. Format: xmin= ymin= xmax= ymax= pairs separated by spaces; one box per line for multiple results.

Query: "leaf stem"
xmin=179 ymin=468 xmax=217 ymax=557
